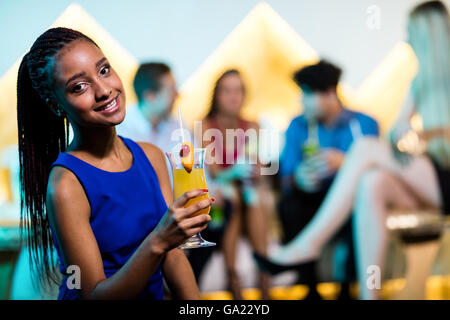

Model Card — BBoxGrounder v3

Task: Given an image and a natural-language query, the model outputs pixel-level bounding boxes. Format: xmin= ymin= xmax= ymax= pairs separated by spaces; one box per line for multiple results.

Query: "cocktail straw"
xmin=178 ymin=106 xmax=185 ymax=143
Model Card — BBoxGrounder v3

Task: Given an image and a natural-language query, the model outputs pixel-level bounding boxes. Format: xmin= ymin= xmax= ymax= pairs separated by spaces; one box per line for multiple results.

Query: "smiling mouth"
xmin=94 ymin=95 xmax=119 ymax=112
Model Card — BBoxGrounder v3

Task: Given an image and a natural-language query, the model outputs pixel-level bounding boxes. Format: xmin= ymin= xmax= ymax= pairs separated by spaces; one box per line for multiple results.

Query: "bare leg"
xmin=272 ymin=137 xmax=441 ymax=264
xmin=353 ymin=169 xmax=421 ymax=300
xmin=222 ymin=190 xmax=243 ymax=299
xmin=246 ymin=205 xmax=268 ymax=256
xmin=245 ymin=197 xmax=270 ymax=299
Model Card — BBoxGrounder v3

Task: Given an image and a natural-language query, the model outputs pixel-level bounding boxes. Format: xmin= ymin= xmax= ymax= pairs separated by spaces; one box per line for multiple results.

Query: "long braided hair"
xmin=408 ymin=1 xmax=450 ymax=168
xmin=17 ymin=27 xmax=98 ymax=286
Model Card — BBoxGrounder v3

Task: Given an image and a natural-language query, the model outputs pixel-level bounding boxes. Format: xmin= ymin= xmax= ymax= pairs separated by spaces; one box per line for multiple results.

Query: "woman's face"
xmin=52 ymin=39 xmax=126 ymax=127
xmin=216 ymin=74 xmax=245 ymax=117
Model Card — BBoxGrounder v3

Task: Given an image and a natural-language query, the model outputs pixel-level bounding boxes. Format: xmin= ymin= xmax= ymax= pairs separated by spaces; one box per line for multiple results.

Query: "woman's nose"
xmin=95 ymin=80 xmax=112 ymax=102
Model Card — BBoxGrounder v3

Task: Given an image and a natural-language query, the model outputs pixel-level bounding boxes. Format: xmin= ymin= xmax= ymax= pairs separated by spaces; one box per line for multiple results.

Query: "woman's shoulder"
xmin=135 ymin=141 xmax=164 ymax=157
xmin=47 ymin=165 xmax=89 ymax=218
xmin=135 ymin=141 xmax=167 ymax=171
xmin=118 ymin=136 xmax=164 ymax=164
xmin=48 ymin=164 xmax=82 ymax=195
xmin=135 ymin=141 xmax=172 ymax=204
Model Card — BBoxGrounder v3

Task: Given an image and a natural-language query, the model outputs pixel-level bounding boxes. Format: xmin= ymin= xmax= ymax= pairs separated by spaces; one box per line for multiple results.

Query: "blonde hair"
xmin=408 ymin=1 xmax=450 ymax=168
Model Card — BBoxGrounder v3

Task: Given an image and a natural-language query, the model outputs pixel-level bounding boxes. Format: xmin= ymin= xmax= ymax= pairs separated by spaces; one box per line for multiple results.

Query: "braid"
xmin=17 ymin=27 xmax=97 ymax=287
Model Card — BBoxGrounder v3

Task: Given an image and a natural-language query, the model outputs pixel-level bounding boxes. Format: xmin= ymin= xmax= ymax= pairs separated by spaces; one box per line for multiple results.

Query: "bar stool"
xmin=386 ymin=209 xmax=448 ymax=299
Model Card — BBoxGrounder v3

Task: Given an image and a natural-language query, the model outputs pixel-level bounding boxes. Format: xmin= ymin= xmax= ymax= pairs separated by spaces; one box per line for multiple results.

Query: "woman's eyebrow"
xmin=65 ymin=71 xmax=86 ymax=86
xmin=96 ymin=57 xmax=107 ymax=68
xmin=65 ymin=58 xmax=108 ymax=86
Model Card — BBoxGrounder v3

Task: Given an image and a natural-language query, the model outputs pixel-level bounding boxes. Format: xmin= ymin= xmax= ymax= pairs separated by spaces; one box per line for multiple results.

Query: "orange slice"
xmin=180 ymin=142 xmax=194 ymax=173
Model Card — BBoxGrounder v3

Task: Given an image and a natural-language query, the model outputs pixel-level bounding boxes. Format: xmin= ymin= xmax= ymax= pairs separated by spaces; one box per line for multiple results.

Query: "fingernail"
xmin=202 ymin=189 xmax=209 ymax=192
xmin=211 ymin=197 xmax=215 ymax=202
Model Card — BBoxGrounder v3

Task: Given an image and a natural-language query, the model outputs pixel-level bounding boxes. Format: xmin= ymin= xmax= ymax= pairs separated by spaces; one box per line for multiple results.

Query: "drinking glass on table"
xmin=166 ymin=148 xmax=216 ymax=249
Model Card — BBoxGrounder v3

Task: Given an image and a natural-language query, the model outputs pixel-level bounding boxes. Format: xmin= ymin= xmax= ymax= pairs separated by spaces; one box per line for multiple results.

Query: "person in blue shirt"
xmin=279 ymin=60 xmax=379 ymax=243
xmin=276 ymin=60 xmax=379 ymax=298
xmin=280 ymin=60 xmax=379 ymax=194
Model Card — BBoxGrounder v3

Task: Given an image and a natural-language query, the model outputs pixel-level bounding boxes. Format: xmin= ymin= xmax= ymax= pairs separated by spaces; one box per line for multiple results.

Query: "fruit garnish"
xmin=180 ymin=142 xmax=194 ymax=173
xmin=180 ymin=144 xmax=190 ymax=157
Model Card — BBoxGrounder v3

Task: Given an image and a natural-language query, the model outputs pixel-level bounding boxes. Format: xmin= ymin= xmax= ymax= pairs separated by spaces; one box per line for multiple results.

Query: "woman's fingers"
xmin=186 ymin=225 xmax=209 ymax=237
xmin=172 ymin=189 xmax=208 ymax=208
xmin=182 ymin=198 xmax=213 ymax=217
xmin=178 ymin=214 xmax=211 ymax=236
xmin=180 ymin=213 xmax=211 ymax=229
xmin=170 ymin=197 xmax=213 ymax=227
xmin=175 ymin=214 xmax=210 ymax=239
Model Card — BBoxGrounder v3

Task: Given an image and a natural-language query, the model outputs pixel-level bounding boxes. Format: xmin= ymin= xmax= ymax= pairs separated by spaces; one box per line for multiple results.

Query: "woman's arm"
xmin=138 ymin=142 xmax=202 ymax=300
xmin=386 ymin=91 xmax=418 ymax=164
xmin=47 ymin=164 xmax=210 ymax=299
xmin=162 ymin=249 xmax=200 ymax=299
xmin=389 ymin=91 xmax=416 ymax=139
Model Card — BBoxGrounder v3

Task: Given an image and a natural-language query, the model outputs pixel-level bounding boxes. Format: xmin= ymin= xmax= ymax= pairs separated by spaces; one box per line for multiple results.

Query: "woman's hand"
xmin=388 ymin=93 xmax=416 ymax=166
xmin=149 ymin=189 xmax=212 ymax=255
xmin=388 ymin=124 xmax=413 ymax=166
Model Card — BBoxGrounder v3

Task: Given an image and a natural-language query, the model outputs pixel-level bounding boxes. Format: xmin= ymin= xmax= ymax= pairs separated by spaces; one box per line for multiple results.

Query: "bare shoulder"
xmin=136 ymin=142 xmax=170 ymax=179
xmin=137 ymin=142 xmax=172 ymax=204
xmin=137 ymin=142 xmax=166 ymax=166
xmin=47 ymin=166 xmax=82 ymax=202
xmin=46 ymin=166 xmax=90 ymax=220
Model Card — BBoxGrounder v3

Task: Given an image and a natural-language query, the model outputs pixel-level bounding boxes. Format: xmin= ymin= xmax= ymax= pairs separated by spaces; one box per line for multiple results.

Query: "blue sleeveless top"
xmin=49 ymin=136 xmax=167 ymax=300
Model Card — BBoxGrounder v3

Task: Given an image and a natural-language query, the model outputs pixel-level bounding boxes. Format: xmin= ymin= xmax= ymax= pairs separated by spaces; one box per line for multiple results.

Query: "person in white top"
xmin=116 ymin=63 xmax=191 ymax=184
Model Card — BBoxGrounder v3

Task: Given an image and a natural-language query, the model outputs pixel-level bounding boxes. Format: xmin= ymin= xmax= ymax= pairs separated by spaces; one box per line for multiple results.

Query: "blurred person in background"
xmin=116 ymin=62 xmax=187 ymax=184
xmin=275 ymin=60 xmax=379 ymax=298
xmin=201 ymin=69 xmax=271 ymax=299
xmin=279 ymin=60 xmax=379 ymax=242
xmin=256 ymin=0 xmax=450 ymax=300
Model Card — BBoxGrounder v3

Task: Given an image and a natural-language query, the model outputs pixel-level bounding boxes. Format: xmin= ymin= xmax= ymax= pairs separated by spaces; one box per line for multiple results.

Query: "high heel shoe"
xmin=253 ymin=252 xmax=322 ymax=300
xmin=252 ymin=252 xmax=317 ymax=276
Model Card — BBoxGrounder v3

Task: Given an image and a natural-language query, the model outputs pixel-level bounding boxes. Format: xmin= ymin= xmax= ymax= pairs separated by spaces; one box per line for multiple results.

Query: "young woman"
xmin=202 ymin=69 xmax=270 ymax=299
xmin=17 ymin=27 xmax=212 ymax=300
xmin=255 ymin=0 xmax=450 ymax=300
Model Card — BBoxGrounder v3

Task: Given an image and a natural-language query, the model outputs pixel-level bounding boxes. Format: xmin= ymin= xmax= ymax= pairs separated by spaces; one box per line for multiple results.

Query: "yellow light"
xmin=175 ymin=2 xmax=321 ymax=132
xmin=355 ymin=42 xmax=419 ymax=133
xmin=0 ymin=168 xmax=11 ymax=205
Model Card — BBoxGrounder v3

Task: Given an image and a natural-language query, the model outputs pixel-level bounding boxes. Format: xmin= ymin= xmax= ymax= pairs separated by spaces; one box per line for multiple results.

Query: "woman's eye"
xmin=71 ymin=83 xmax=88 ymax=93
xmin=100 ymin=64 xmax=111 ymax=76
